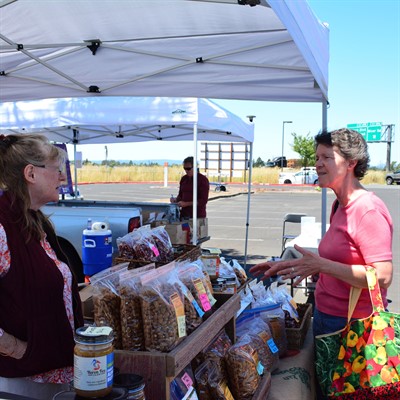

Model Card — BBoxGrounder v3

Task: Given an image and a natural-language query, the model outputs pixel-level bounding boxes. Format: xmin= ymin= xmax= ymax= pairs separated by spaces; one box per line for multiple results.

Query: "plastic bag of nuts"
xmin=225 ymin=334 xmax=262 ymax=400
xmin=139 ymin=263 xmax=187 ymax=352
xmin=236 ymin=314 xmax=279 ymax=373
xmin=91 ymin=268 xmax=127 ymax=350
xmin=176 ymin=262 xmax=214 ymax=315
xmin=118 ymin=264 xmax=156 ymax=351
xmin=193 ymin=329 xmax=232 ymax=384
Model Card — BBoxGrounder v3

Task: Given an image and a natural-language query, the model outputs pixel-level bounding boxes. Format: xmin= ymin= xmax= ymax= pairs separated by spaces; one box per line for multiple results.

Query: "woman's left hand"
xmin=249 ymin=244 xmax=322 ymax=286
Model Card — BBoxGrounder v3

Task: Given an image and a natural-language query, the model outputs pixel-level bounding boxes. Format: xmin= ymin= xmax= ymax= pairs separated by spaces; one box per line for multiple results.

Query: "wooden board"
xmin=115 ymin=293 xmax=240 ymax=399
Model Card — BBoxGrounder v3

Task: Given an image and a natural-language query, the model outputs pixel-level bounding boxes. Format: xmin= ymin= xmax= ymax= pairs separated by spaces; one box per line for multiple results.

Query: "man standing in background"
xmin=171 ymin=156 xmax=209 ymax=219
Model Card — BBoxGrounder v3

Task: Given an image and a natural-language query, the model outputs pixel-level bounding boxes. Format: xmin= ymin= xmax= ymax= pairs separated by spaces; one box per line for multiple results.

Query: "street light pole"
xmin=281 ymin=121 xmax=293 ymax=171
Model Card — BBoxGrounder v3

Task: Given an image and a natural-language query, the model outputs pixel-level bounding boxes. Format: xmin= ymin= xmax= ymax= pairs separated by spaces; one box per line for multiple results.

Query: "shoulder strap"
xmin=347 ymin=267 xmax=385 ymax=321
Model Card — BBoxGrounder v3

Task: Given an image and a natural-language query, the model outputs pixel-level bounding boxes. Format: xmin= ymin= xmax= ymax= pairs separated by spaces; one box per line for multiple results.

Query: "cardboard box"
xmin=189 ymin=218 xmax=208 ymax=239
xmin=163 ymin=221 xmax=191 ymax=244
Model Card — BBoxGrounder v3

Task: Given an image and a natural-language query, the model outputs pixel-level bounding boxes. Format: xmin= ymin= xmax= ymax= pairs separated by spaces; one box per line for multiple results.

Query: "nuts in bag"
xmin=236 ymin=314 xmax=279 ymax=373
xmin=176 ymin=261 xmax=214 ymax=315
xmin=192 ymin=329 xmax=232 ymax=384
xmin=117 ymin=225 xmax=174 ymax=262
xmin=194 ymin=359 xmax=234 ymax=400
xmin=139 ymin=263 xmax=187 ymax=352
xmin=118 ymin=264 xmax=155 ymax=351
xmin=91 ymin=265 xmax=128 ymax=349
xmin=226 ymin=333 xmax=262 ymax=400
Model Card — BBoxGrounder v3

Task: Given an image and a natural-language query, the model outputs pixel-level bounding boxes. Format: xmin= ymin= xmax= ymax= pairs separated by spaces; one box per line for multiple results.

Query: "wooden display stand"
xmin=115 ymin=293 xmax=240 ymax=399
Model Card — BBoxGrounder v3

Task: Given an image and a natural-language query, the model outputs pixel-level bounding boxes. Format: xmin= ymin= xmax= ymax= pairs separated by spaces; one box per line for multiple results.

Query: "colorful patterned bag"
xmin=315 ymin=267 xmax=400 ymax=399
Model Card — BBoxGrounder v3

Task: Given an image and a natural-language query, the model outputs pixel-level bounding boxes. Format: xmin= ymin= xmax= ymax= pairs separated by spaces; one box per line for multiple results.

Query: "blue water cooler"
xmin=82 ymin=224 xmax=113 ymax=276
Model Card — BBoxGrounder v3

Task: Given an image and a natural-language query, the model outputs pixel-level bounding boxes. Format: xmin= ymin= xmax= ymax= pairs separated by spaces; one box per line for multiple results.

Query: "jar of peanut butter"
xmin=74 ymin=326 xmax=114 ymax=398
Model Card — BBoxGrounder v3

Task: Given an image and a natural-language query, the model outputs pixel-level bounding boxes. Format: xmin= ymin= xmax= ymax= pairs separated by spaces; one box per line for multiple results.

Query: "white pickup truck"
xmin=42 ymin=200 xmax=176 ymax=282
xmin=278 ymin=167 xmax=319 ymax=185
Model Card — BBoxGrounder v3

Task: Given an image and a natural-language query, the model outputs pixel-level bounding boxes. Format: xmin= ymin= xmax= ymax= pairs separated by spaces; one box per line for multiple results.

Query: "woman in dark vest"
xmin=0 ymin=134 xmax=84 ymax=399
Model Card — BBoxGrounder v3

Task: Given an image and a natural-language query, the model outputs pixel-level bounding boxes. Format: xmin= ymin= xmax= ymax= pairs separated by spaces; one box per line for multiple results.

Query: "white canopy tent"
xmin=0 ymin=0 xmax=329 ymax=260
xmin=0 ymin=0 xmax=328 ymax=103
xmin=0 ymin=96 xmax=255 ymax=258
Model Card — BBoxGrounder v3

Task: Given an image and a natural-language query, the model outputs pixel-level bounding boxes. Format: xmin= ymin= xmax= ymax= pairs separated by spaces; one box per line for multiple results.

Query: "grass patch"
xmin=72 ymin=165 xmax=387 ymax=185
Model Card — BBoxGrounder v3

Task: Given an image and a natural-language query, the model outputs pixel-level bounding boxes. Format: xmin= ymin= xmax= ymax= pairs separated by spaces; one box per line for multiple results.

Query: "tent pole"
xmin=192 ymin=123 xmax=198 ymax=245
xmin=244 ymin=141 xmax=253 ymax=269
xmin=73 ymin=129 xmax=79 ymax=199
xmin=321 ymin=100 xmax=328 ymax=237
xmin=74 ymin=143 xmax=78 ymax=199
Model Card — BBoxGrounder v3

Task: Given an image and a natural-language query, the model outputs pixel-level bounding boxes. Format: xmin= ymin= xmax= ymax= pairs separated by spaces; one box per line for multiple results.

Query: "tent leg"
xmin=321 ymin=100 xmax=328 ymax=237
xmin=74 ymin=142 xmax=78 ymax=199
xmin=192 ymin=123 xmax=198 ymax=245
xmin=244 ymin=142 xmax=253 ymax=269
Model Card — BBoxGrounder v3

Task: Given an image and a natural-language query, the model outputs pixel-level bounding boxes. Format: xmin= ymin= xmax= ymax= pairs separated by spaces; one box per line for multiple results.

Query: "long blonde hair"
xmin=0 ymin=134 xmax=66 ymax=241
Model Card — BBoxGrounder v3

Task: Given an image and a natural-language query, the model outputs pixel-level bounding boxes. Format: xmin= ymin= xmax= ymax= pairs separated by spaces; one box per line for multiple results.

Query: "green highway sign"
xmin=347 ymin=122 xmax=382 ymax=141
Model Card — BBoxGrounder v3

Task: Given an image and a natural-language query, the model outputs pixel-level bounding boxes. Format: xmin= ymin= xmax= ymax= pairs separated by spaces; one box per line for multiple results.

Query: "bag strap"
xmin=347 ymin=266 xmax=384 ymax=321
xmin=365 ymin=266 xmax=385 ymax=312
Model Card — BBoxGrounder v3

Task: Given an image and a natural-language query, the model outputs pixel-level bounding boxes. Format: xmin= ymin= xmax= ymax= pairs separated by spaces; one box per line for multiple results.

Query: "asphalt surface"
xmin=78 ymin=182 xmax=399 ymax=312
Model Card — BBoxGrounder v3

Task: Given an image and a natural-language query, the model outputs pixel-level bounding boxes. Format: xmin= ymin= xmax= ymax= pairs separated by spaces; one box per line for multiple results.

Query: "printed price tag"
xmin=267 ymin=338 xmax=279 ymax=354
xmin=82 ymin=326 xmax=113 ymax=336
xmin=193 ymin=278 xmax=211 ymax=311
xmin=192 ymin=299 xmax=205 ymax=318
xmin=150 ymin=244 xmax=160 ymax=257
xmin=170 ymin=292 xmax=186 ymax=338
xmin=181 ymin=372 xmax=193 ymax=390
xmin=257 ymin=361 xmax=264 ymax=376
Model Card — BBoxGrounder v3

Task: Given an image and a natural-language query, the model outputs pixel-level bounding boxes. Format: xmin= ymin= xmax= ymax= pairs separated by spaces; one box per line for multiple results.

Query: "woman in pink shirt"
xmin=250 ymin=128 xmax=393 ymax=336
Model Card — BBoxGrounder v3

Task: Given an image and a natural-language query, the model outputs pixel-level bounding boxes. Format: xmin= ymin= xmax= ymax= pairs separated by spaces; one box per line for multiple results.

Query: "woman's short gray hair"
xmin=315 ymin=128 xmax=370 ymax=179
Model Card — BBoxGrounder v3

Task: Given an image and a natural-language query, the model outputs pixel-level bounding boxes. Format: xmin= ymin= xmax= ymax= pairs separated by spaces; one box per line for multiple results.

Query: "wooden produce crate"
xmin=115 ymin=293 xmax=240 ymax=400
xmin=113 ymin=244 xmax=201 ymax=268
xmin=285 ymin=303 xmax=312 ymax=350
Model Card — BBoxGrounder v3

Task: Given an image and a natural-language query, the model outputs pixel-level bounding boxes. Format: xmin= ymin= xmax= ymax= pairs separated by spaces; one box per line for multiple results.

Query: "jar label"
xmin=74 ymin=353 xmax=114 ymax=391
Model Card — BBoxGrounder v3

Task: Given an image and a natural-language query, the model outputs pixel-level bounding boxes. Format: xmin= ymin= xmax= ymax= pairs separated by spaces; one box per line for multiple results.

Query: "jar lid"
xmin=114 ymin=373 xmax=145 ymax=390
xmin=75 ymin=326 xmax=113 ymax=344
xmin=52 ymin=387 xmax=127 ymax=399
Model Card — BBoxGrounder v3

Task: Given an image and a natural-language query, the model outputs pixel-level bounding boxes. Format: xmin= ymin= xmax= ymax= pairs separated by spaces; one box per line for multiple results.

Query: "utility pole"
xmin=385 ymin=125 xmax=393 ymax=172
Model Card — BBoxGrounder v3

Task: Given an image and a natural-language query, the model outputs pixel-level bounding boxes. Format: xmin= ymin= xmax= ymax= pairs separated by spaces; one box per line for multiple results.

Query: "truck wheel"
xmin=220 ymin=185 xmax=226 ymax=192
xmin=284 ymin=179 xmax=292 ymax=184
xmin=58 ymin=237 xmax=85 ymax=283
xmin=313 ymin=179 xmax=319 ymax=185
xmin=386 ymin=177 xmax=394 ymax=185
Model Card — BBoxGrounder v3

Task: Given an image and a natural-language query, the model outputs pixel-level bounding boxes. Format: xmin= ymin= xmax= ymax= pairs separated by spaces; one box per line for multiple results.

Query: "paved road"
xmin=79 ymin=183 xmax=399 ymax=311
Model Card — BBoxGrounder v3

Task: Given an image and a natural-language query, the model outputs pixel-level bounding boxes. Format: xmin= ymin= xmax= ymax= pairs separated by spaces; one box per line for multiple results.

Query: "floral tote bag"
xmin=315 ymin=267 xmax=400 ymax=399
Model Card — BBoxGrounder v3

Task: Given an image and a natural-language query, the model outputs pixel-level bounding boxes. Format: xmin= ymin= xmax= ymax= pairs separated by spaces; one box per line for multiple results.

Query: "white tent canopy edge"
xmin=0 ymin=96 xmax=255 ymax=255
xmin=0 ymin=0 xmax=328 ymax=103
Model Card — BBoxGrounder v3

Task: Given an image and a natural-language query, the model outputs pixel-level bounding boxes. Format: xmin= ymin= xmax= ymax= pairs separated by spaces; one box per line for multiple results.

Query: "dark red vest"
xmin=0 ymin=192 xmax=83 ymax=377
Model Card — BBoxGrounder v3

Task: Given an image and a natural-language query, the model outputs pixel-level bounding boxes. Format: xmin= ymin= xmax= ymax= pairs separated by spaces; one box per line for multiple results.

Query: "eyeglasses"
xmin=184 ymin=167 xmax=193 ymax=171
xmin=33 ymin=164 xmax=65 ymax=176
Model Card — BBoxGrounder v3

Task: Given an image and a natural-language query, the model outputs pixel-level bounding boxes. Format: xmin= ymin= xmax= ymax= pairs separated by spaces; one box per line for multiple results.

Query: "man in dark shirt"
xmin=171 ymin=156 xmax=209 ymax=219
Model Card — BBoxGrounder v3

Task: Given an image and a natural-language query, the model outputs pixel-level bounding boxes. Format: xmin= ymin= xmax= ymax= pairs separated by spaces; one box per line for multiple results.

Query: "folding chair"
xmin=281 ymin=212 xmax=307 ymax=253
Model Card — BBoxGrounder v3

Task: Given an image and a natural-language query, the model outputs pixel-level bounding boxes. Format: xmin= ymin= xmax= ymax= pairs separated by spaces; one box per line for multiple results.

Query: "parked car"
xmin=385 ymin=171 xmax=400 ymax=185
xmin=279 ymin=168 xmax=319 ymax=185
xmin=266 ymin=156 xmax=287 ymax=167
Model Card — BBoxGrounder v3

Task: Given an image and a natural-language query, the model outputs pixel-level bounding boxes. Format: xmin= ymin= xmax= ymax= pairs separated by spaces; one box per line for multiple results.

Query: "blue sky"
xmin=73 ymin=0 xmax=400 ymax=168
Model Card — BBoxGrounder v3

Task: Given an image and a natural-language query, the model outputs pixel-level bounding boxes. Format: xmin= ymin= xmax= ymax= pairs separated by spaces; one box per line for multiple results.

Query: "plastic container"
xmin=53 ymin=388 xmax=127 ymax=400
xmin=82 ymin=227 xmax=113 ymax=276
xmin=114 ymin=374 xmax=146 ymax=400
xmin=74 ymin=326 xmax=114 ymax=398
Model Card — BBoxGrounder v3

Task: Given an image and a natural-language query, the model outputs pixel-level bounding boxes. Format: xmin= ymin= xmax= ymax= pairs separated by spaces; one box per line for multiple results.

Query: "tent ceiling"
xmin=0 ymin=0 xmax=329 ymax=104
xmin=0 ymin=97 xmax=254 ymax=144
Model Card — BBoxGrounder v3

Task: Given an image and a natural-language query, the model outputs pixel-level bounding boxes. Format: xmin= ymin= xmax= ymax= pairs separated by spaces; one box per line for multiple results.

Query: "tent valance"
xmin=0 ymin=97 xmax=254 ymax=144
